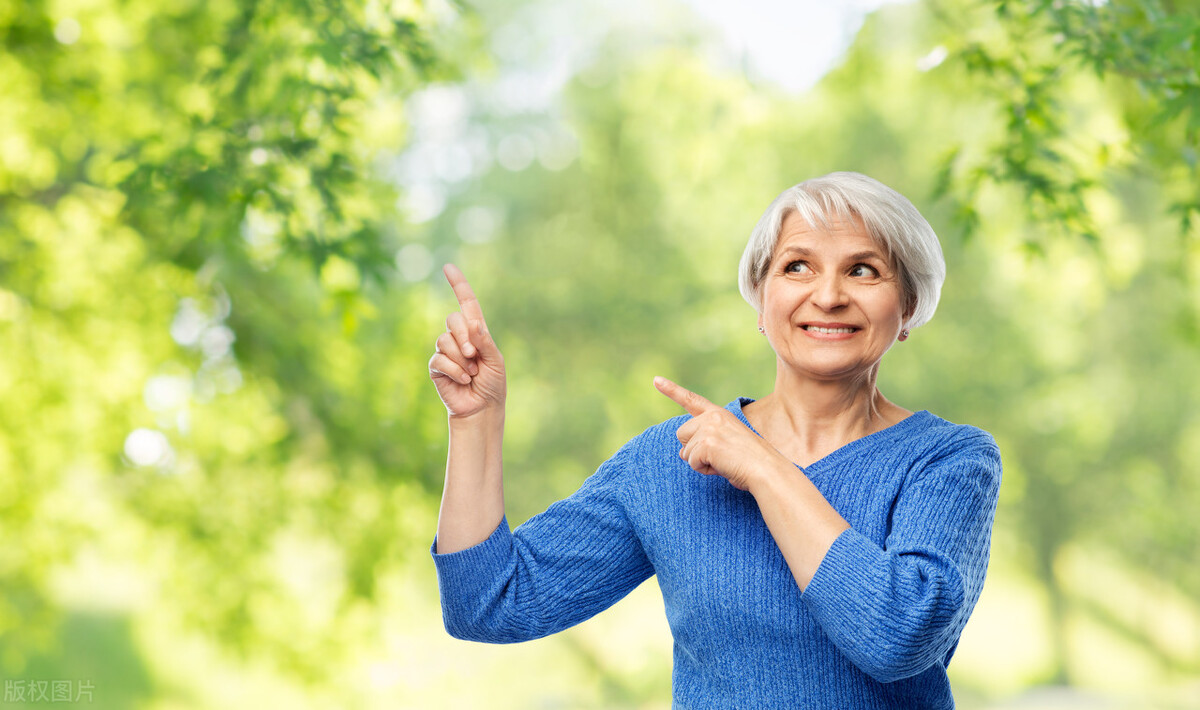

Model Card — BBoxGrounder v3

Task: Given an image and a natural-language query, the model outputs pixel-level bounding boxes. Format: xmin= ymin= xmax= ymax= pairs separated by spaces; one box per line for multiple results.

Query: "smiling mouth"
xmin=802 ymin=325 xmax=858 ymax=334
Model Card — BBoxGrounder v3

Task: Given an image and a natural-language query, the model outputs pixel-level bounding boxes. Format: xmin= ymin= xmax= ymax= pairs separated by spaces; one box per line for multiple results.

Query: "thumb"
xmin=654 ymin=376 xmax=719 ymax=417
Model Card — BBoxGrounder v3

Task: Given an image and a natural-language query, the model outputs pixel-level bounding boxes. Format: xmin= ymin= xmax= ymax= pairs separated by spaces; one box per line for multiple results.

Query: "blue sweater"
xmin=431 ymin=398 xmax=1002 ymax=708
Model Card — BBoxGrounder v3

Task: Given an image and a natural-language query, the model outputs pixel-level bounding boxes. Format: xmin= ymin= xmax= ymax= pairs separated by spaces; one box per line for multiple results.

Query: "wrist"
xmin=448 ymin=404 xmax=505 ymax=429
xmin=745 ymin=453 xmax=794 ymax=499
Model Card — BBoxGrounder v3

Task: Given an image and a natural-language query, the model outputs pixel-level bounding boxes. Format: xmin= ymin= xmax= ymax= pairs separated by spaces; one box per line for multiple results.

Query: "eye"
xmin=785 ymin=260 xmax=813 ymax=274
xmin=850 ymin=263 xmax=880 ymax=278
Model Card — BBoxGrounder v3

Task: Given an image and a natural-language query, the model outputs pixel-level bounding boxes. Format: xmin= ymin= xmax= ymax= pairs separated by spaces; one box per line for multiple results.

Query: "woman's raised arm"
xmin=429 ymin=264 xmax=507 ymax=553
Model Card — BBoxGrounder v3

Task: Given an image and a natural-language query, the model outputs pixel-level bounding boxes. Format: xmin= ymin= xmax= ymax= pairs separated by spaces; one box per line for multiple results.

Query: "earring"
xmin=758 ymin=326 xmax=765 ymax=334
xmin=900 ymin=329 xmax=910 ymax=340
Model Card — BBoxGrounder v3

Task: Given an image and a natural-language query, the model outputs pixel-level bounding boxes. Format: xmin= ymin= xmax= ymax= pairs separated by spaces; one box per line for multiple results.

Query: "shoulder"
xmin=576 ymin=412 xmax=694 ymax=516
xmin=904 ymin=412 xmax=1002 ymax=491
xmin=583 ymin=412 xmax=689 ymax=480
xmin=909 ymin=412 xmax=999 ymax=458
xmin=620 ymin=411 xmax=692 ymax=460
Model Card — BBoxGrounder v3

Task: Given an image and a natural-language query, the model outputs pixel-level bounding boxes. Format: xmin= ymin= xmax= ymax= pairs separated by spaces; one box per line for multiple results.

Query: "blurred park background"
xmin=2 ymin=0 xmax=1200 ymax=707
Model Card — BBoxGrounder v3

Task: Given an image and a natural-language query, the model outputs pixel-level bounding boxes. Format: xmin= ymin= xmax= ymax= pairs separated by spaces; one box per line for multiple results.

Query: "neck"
xmin=750 ymin=364 xmax=905 ymax=463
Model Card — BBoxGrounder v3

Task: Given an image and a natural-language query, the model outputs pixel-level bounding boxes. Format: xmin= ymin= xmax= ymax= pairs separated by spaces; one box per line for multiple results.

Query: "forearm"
xmin=749 ymin=460 xmax=850 ymax=591
xmin=766 ymin=447 xmax=1000 ymax=682
xmin=435 ymin=406 xmax=506 ymax=554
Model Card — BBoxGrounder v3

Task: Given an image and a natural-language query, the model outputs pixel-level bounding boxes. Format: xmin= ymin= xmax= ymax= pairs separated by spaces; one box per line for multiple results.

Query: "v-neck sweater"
xmin=431 ymin=397 xmax=1002 ymax=709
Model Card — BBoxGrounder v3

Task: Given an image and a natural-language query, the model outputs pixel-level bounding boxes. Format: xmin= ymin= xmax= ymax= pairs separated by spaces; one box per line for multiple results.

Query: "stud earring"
xmin=900 ymin=329 xmax=910 ymax=340
xmin=758 ymin=326 xmax=765 ymax=334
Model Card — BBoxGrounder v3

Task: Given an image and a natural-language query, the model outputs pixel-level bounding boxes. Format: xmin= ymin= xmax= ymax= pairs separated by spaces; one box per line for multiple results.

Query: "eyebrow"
xmin=775 ymin=246 xmax=888 ymax=263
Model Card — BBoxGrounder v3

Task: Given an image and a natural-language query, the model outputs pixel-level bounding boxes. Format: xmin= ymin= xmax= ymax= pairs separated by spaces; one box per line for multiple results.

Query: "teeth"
xmin=805 ymin=326 xmax=855 ymax=334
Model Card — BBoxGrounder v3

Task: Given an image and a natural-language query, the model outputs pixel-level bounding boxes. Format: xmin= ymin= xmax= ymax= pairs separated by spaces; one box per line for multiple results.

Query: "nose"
xmin=811 ymin=273 xmax=849 ymax=311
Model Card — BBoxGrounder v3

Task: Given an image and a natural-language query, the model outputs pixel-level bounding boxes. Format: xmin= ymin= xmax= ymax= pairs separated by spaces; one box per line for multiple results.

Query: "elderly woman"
xmin=428 ymin=172 xmax=1001 ymax=708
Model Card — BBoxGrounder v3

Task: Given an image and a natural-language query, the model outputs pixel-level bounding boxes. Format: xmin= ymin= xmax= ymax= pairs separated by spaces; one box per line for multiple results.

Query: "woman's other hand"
xmin=429 ymin=264 xmax=506 ymax=419
xmin=654 ymin=376 xmax=784 ymax=492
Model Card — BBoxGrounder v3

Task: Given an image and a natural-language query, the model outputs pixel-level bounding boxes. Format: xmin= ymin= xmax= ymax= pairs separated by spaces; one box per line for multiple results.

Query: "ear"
xmin=897 ymin=296 xmax=916 ymax=342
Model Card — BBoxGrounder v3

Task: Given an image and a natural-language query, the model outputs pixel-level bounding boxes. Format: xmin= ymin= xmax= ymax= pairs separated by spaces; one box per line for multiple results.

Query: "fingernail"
xmin=653 ymin=376 xmax=664 ymax=387
xmin=468 ymin=362 xmax=478 ymax=375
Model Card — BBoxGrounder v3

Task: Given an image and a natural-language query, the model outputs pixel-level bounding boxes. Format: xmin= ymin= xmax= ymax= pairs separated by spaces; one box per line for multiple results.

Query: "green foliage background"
xmin=1 ymin=0 xmax=1198 ymax=707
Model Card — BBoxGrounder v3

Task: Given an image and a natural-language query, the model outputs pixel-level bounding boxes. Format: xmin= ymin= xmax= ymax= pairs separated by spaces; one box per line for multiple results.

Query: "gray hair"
xmin=737 ymin=172 xmax=946 ymax=330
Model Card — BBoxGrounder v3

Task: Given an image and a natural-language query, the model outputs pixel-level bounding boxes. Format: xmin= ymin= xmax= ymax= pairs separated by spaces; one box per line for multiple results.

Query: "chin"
xmin=782 ymin=356 xmax=879 ymax=382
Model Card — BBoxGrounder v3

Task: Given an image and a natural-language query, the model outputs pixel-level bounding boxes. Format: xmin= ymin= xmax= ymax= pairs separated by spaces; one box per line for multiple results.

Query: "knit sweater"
xmin=431 ymin=397 xmax=1002 ymax=709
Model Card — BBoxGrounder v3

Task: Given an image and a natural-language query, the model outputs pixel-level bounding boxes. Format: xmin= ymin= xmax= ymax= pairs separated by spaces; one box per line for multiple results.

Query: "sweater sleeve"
xmin=430 ymin=441 xmax=654 ymax=643
xmin=801 ymin=432 xmax=1002 ymax=683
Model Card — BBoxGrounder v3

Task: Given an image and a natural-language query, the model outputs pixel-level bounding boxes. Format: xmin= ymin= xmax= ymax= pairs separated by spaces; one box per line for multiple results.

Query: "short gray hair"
xmin=737 ymin=172 xmax=946 ymax=330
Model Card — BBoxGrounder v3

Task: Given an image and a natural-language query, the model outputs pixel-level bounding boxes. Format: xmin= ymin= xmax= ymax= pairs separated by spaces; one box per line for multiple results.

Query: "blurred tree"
xmin=935 ymin=0 xmax=1200 ymax=247
xmin=0 ymin=0 xmax=482 ymax=682
xmin=924 ymin=0 xmax=1200 ymax=686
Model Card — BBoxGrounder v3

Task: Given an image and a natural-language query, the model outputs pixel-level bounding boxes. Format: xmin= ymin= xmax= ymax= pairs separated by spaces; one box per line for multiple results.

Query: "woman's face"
xmin=758 ymin=210 xmax=909 ymax=383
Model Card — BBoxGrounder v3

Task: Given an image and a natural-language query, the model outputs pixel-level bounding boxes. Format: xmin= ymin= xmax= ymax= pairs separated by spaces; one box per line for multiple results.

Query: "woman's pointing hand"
xmin=654 ymin=376 xmax=784 ymax=492
xmin=429 ymin=264 xmax=506 ymax=419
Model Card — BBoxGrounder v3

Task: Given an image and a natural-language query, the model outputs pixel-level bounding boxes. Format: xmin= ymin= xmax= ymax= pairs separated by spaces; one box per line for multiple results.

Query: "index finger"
xmin=654 ymin=376 xmax=720 ymax=417
xmin=443 ymin=263 xmax=487 ymax=324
